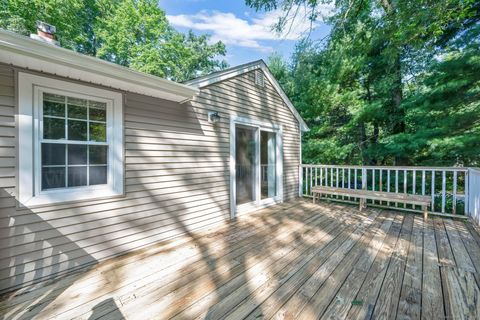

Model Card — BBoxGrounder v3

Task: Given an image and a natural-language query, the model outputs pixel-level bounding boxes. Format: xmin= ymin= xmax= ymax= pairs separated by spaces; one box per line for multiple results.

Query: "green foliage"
xmin=0 ymin=0 xmax=227 ymax=81
xmin=260 ymin=0 xmax=480 ymax=166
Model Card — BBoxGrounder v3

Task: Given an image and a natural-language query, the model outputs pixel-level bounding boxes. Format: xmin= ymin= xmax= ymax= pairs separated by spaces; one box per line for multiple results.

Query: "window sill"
xmin=18 ymin=186 xmax=124 ymax=208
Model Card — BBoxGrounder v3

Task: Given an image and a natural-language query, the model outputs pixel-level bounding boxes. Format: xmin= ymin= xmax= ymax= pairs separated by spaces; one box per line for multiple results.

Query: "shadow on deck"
xmin=1 ymin=199 xmax=480 ymax=319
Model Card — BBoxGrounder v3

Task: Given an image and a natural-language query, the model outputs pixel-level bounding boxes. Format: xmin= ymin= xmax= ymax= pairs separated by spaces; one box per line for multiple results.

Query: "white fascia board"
xmin=186 ymin=60 xmax=309 ymax=132
xmin=0 ymin=29 xmax=199 ymax=102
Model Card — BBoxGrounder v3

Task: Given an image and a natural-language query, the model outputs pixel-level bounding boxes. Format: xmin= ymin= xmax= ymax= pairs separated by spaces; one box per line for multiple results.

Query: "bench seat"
xmin=311 ymin=186 xmax=432 ymax=219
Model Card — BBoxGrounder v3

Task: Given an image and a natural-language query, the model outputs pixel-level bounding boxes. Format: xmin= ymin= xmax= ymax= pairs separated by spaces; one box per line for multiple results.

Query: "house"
xmin=0 ymin=28 xmax=308 ymax=294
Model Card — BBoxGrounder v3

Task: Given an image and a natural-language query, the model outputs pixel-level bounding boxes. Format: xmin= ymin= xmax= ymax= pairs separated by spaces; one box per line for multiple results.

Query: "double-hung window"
xmin=18 ymin=73 xmax=124 ymax=206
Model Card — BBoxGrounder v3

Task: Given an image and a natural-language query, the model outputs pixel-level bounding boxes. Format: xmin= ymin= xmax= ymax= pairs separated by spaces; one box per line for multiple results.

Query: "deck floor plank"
xmin=1 ymin=199 xmax=480 ymax=320
xmin=345 ymin=214 xmax=405 ymax=320
xmin=391 ymin=215 xmax=423 ymax=320
xmin=422 ymin=217 xmax=445 ymax=320
xmin=454 ymin=220 xmax=480 ymax=287
xmin=370 ymin=214 xmax=414 ymax=319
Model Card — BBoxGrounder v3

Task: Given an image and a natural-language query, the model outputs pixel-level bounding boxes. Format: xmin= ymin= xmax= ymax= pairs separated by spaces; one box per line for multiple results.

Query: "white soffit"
xmin=0 ymin=29 xmax=199 ymax=102
xmin=185 ymin=60 xmax=309 ymax=132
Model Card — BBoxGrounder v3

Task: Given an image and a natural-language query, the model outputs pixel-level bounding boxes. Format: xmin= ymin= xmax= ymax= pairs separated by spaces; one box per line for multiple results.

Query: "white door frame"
xmin=230 ymin=115 xmax=283 ymax=218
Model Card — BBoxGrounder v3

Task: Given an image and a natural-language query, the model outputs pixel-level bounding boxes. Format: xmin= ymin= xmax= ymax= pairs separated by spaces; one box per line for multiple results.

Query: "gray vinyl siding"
xmin=0 ymin=65 xmax=300 ymax=293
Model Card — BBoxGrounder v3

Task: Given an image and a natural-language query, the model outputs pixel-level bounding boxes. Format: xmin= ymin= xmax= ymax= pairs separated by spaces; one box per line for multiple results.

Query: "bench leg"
xmin=423 ymin=205 xmax=428 ymax=220
xmin=313 ymin=193 xmax=316 ymax=204
xmin=359 ymin=198 xmax=368 ymax=211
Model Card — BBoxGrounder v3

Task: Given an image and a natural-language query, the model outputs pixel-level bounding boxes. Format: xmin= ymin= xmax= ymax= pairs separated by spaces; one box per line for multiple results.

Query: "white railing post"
xmin=466 ymin=168 xmax=480 ymax=225
xmin=299 ymin=165 xmax=303 ymax=197
xmin=466 ymin=169 xmax=470 ymax=215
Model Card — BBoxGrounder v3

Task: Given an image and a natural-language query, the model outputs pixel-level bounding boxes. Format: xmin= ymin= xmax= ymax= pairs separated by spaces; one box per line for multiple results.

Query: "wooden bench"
xmin=311 ymin=186 xmax=432 ymax=220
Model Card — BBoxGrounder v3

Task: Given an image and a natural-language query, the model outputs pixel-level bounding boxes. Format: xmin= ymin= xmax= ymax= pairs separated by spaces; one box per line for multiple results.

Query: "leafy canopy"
xmin=251 ymin=0 xmax=480 ymax=166
xmin=0 ymin=0 xmax=227 ymax=81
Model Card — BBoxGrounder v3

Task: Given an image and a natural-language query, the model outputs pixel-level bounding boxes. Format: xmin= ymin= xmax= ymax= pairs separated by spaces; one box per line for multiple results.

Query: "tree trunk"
xmin=381 ymin=0 xmax=408 ymax=165
xmin=358 ymin=122 xmax=370 ymax=165
xmin=391 ymin=52 xmax=408 ymax=165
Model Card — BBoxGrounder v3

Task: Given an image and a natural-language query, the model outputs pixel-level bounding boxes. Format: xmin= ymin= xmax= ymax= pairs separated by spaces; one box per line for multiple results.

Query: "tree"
xmin=255 ymin=0 xmax=480 ymax=166
xmin=396 ymin=24 xmax=480 ymax=166
xmin=0 ymin=0 xmax=89 ymax=50
xmin=0 ymin=0 xmax=227 ymax=80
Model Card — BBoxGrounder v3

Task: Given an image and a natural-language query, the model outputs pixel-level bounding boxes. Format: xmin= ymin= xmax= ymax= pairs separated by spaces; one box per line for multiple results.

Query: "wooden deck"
xmin=2 ymin=199 xmax=480 ymax=319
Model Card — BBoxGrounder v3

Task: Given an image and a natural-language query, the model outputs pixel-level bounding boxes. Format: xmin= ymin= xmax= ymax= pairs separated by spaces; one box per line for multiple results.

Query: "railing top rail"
xmin=301 ymin=164 xmax=469 ymax=171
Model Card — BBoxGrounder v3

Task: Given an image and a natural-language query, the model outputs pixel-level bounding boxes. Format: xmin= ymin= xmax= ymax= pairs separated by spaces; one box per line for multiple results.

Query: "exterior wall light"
xmin=208 ymin=111 xmax=221 ymax=124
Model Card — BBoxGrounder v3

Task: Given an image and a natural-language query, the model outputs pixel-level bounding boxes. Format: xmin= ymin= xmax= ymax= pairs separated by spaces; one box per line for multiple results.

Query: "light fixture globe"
xmin=208 ymin=111 xmax=221 ymax=124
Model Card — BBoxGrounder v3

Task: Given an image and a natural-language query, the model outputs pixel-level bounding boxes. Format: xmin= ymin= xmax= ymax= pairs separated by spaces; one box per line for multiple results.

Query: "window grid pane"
xmin=41 ymin=93 xmax=108 ymax=191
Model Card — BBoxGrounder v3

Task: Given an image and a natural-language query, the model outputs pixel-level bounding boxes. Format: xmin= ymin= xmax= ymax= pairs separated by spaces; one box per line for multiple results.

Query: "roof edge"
xmin=185 ymin=60 xmax=309 ymax=132
xmin=0 ymin=29 xmax=199 ymax=102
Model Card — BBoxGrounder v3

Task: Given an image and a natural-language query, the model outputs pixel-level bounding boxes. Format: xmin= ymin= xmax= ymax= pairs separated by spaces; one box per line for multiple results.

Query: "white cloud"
xmin=167 ymin=5 xmax=333 ymax=52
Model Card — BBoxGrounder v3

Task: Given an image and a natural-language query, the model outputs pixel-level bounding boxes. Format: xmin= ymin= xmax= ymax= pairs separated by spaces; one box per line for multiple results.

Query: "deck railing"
xmin=300 ymin=164 xmax=476 ymax=218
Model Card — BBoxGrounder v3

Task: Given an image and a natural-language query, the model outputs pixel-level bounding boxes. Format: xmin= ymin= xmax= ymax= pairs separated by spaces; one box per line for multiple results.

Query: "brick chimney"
xmin=30 ymin=21 xmax=59 ymax=46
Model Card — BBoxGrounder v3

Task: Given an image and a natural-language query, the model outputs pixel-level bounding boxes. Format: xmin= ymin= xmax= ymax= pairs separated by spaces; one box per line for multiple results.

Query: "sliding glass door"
xmin=260 ymin=130 xmax=277 ymax=199
xmin=233 ymin=121 xmax=281 ymax=214
xmin=235 ymin=126 xmax=257 ymax=205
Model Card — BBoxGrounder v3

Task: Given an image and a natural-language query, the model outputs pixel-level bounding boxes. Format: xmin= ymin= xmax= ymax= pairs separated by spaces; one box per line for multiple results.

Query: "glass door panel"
xmin=261 ymin=131 xmax=277 ymax=199
xmin=235 ymin=126 xmax=257 ymax=205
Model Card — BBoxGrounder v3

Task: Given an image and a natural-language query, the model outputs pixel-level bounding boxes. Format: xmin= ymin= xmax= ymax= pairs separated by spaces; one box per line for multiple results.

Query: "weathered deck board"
xmin=370 ymin=214 xmax=414 ymax=319
xmin=396 ymin=215 xmax=423 ymax=320
xmin=346 ymin=214 xmax=405 ymax=320
xmin=423 ymin=217 xmax=445 ymax=319
xmin=1 ymin=199 xmax=479 ymax=320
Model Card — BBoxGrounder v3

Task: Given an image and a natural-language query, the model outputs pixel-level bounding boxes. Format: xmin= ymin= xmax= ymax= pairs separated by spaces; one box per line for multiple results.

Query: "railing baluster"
xmin=372 ymin=169 xmax=376 ymax=192
xmin=404 ymin=169 xmax=407 ymax=208
xmin=441 ymin=170 xmax=446 ymax=213
xmin=304 ymin=166 xmax=307 ymax=195
xmin=380 ymin=169 xmax=383 ymax=192
xmin=387 ymin=170 xmax=391 ymax=206
xmin=362 ymin=168 xmax=367 ymax=190
xmin=348 ymin=168 xmax=351 ymax=189
xmin=311 ymin=167 xmax=314 ymax=194
xmin=387 ymin=170 xmax=391 ymax=192
xmin=431 ymin=170 xmax=435 ymax=212
xmin=336 ymin=167 xmax=339 ymax=188
xmin=395 ymin=169 xmax=399 ymax=207
xmin=320 ymin=167 xmax=323 ymax=186
xmin=330 ymin=167 xmax=333 ymax=187
xmin=412 ymin=170 xmax=416 ymax=194
xmin=353 ymin=168 xmax=357 ymax=189
xmin=422 ymin=170 xmax=426 ymax=195
xmin=325 ymin=167 xmax=328 ymax=188
xmin=453 ymin=171 xmax=457 ymax=214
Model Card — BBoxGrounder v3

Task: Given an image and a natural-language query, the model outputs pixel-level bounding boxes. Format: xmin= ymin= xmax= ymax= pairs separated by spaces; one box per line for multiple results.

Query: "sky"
xmin=160 ymin=0 xmax=332 ymax=67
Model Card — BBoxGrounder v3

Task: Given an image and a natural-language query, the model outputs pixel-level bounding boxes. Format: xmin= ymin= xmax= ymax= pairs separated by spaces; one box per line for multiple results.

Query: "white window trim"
xmin=17 ymin=72 xmax=124 ymax=207
xmin=229 ymin=115 xmax=283 ymax=218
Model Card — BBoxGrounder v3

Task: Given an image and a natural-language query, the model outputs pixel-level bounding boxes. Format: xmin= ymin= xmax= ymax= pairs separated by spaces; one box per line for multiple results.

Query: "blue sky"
xmin=160 ymin=0 xmax=332 ymax=66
